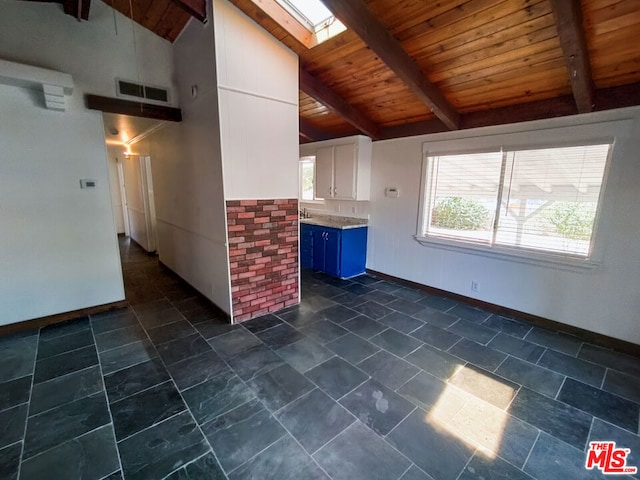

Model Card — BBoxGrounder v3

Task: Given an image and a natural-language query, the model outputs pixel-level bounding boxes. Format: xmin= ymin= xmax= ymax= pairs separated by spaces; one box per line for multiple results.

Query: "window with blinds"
xmin=422 ymin=143 xmax=611 ymax=258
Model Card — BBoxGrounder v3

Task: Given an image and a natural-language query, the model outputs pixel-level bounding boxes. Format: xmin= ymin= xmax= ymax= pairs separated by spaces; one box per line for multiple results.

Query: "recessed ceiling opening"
xmin=268 ymin=0 xmax=346 ymax=48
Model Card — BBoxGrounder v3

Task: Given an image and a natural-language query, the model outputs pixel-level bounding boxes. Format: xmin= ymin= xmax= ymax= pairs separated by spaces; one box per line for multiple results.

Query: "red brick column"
xmin=226 ymin=199 xmax=299 ymax=322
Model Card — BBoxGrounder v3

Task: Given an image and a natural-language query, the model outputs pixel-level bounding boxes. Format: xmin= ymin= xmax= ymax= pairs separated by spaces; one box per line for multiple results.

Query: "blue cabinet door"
xmin=300 ymin=224 xmax=314 ymax=269
xmin=312 ymin=228 xmax=326 ymax=272
xmin=324 ymin=228 xmax=341 ymax=277
xmin=340 ymin=227 xmax=368 ymax=278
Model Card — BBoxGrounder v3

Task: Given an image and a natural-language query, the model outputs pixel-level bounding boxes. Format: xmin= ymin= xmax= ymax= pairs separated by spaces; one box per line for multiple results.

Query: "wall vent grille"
xmin=116 ymin=79 xmax=169 ymax=104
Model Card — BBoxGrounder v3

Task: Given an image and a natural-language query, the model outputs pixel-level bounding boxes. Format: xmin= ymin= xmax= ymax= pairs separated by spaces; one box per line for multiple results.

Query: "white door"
xmin=315 ymin=146 xmax=334 ymax=199
xmin=141 ymin=156 xmax=158 ymax=253
xmin=334 ymin=143 xmax=356 ymax=200
xmin=117 ymin=158 xmax=130 ymax=237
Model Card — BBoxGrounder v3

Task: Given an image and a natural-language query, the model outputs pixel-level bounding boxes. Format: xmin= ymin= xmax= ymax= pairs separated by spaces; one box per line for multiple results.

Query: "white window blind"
xmin=423 ymin=143 xmax=611 ymax=258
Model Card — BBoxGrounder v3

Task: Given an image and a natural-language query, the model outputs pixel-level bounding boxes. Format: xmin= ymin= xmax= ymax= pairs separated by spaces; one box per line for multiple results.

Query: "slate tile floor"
xmin=1 ymin=238 xmax=639 ymax=480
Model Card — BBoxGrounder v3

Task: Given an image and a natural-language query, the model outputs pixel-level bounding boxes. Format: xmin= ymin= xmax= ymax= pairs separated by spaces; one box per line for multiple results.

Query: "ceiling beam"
xmin=299 ymin=118 xmax=332 ymax=142
xmin=23 ymin=0 xmax=90 ymax=20
xmin=300 ymin=67 xmax=380 ymax=140
xmin=549 ymin=0 xmax=594 ymax=113
xmin=321 ymin=0 xmax=460 ymax=130
xmin=170 ymin=0 xmax=207 ymax=23
xmin=85 ymin=94 xmax=182 ymax=122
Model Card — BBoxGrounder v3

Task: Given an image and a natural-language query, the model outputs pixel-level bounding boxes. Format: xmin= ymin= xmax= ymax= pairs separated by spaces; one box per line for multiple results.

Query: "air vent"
xmin=116 ymin=79 xmax=169 ymax=104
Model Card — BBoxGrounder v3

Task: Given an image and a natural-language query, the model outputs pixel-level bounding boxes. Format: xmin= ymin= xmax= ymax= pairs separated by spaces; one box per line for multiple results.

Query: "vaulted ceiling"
xmin=58 ymin=0 xmax=640 ymax=141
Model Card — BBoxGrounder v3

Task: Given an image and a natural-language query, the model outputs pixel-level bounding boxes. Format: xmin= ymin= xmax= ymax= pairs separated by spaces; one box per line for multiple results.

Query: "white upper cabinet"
xmin=301 ymin=135 xmax=372 ymax=201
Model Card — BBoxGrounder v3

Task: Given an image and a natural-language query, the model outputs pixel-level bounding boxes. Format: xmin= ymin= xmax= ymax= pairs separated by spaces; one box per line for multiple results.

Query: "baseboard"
xmin=0 ymin=300 xmax=129 ymax=336
xmin=367 ymin=269 xmax=640 ymax=358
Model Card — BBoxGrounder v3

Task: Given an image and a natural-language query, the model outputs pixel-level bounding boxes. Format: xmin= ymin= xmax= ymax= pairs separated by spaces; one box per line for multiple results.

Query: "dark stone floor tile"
xmin=37 ymin=329 xmax=94 ymax=360
xmin=405 ymin=344 xmax=466 ymax=381
xmin=247 ymin=363 xmax=315 ymax=412
xmin=102 ymin=471 xmax=123 ymax=480
xmin=387 ymin=299 xmax=425 ymax=316
xmin=242 ymin=314 xmax=283 ymax=333
xmin=133 ymin=299 xmax=174 ymax=318
xmin=378 ymin=311 xmax=424 ymax=334
xmin=300 ymin=320 xmax=348 ymax=345
xmin=165 ymin=452 xmax=226 ymax=480
xmin=256 ymin=323 xmax=306 ymax=349
xmin=91 ymin=312 xmax=139 ymax=335
xmin=166 ymin=350 xmax=229 ymax=391
xmin=351 ymin=274 xmax=382 ymax=286
xmin=111 ymin=381 xmax=186 ymax=440
xmin=488 ymin=333 xmax=546 ymax=363
xmin=230 ymin=435 xmax=329 ymax=480
xmin=202 ymin=399 xmax=286 ymax=472
xmin=358 ymin=350 xmax=419 ymax=390
xmin=314 ymin=422 xmax=410 ymax=480
xmin=447 ymin=320 xmax=497 ymax=345
xmin=412 ymin=309 xmax=459 ymax=329
xmin=524 ymin=432 xmax=602 ymax=480
xmin=360 ymin=290 xmax=397 ymax=305
xmin=510 ymin=387 xmax=592 ymax=449
xmin=147 ymin=320 xmax=197 ymax=346
xmin=104 ymin=358 xmax=170 ymax=403
xmin=23 ymin=393 xmax=110 ymax=459
xmin=94 ymin=324 xmax=147 ymax=353
xmin=0 ymin=375 xmax=31 ymax=411
xmin=119 ymin=411 xmax=209 ymax=480
xmin=411 ymin=324 xmax=461 ymax=350
xmin=0 ymin=442 xmax=21 ymax=480
xmin=193 ymin=319 xmax=239 ymax=340
xmin=100 ymin=340 xmax=156 ymax=375
xmin=400 ymin=465 xmax=432 ymax=480
xmin=387 ymin=409 xmax=474 ymax=480
xmin=603 ymin=369 xmax=640 ymax=403
xmin=524 ymin=328 xmax=582 ymax=356
xmin=449 ymin=365 xmax=519 ymax=409
xmin=342 ymin=283 xmax=375 ymax=297
xmin=417 ymin=295 xmax=458 ymax=312
xmin=330 ymin=292 xmax=367 ymax=309
xmin=458 ymin=453 xmax=532 ymax=480
xmin=276 ymin=338 xmax=334 ymax=373
xmin=208 ymin=329 xmax=261 ymax=359
xmin=326 ymin=333 xmax=379 ymax=364
xmin=0 ymin=403 xmax=27 ymax=449
xmin=449 ymin=338 xmax=507 ymax=371
xmin=537 ymin=349 xmax=605 ymax=388
xmin=340 ymin=379 xmax=415 ymax=435
xmin=0 ymin=336 xmax=37 ymax=383
xmin=496 ymin=356 xmax=565 ymax=398
xmin=39 ymin=316 xmax=90 ymax=340
xmin=300 ymin=295 xmax=336 ymax=312
xmin=181 ymin=306 xmax=220 ymax=324
xmin=34 ymin=345 xmax=98 ymax=383
xmin=342 ymin=315 xmax=387 ymax=339
xmin=306 ymin=357 xmax=368 ymax=400
xmin=226 ymin=344 xmax=285 ymax=381
xmin=578 ymin=344 xmax=640 ymax=379
xmin=352 ymin=301 xmax=393 ymax=320
xmin=137 ymin=308 xmax=185 ymax=330
xmin=278 ymin=306 xmax=323 ymax=328
xmin=157 ymin=334 xmax=211 ymax=366
xmin=392 ymin=288 xmax=425 ymax=303
xmin=482 ymin=315 xmax=532 ymax=338
xmin=372 ymin=280 xmax=402 ymax=294
xmin=448 ymin=305 xmax=492 ymax=324
xmin=588 ymin=418 xmax=640 ymax=475
xmin=370 ymin=328 xmax=422 ymax=357
xmin=557 ymin=378 xmax=639 ymax=433
xmin=20 ymin=425 xmax=119 ymax=480
xmin=30 ymin=366 xmax=102 ymax=415
xmin=318 ymin=304 xmax=359 ymax=324
xmin=275 ymin=389 xmax=355 ymax=454
xmin=397 ymin=371 xmax=462 ymax=412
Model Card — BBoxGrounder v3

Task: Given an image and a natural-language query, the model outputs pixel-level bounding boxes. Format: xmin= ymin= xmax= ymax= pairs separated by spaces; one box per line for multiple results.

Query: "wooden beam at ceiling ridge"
xmin=170 ymin=0 xmax=206 ymax=23
xmin=300 ymin=67 xmax=381 ymax=140
xmin=299 ymin=118 xmax=332 ymax=142
xmin=378 ymin=82 xmax=640 ymax=140
xmin=320 ymin=0 xmax=460 ymax=130
xmin=85 ymin=94 xmax=182 ymax=122
xmin=549 ymin=0 xmax=594 ymax=113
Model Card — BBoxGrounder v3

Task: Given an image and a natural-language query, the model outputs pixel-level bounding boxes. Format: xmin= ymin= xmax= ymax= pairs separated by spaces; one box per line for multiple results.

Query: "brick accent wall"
xmin=226 ymin=199 xmax=299 ymax=322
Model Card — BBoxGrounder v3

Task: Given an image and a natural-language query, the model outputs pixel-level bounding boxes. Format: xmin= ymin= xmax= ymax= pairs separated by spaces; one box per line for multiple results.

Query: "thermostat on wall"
xmin=385 ymin=187 xmax=399 ymax=198
xmin=80 ymin=179 xmax=97 ymax=189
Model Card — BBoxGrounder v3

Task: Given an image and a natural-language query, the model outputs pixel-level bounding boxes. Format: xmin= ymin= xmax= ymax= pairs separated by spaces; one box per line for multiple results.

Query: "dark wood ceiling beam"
xmin=85 ymin=94 xmax=182 ymax=122
xmin=299 ymin=118 xmax=333 ymax=142
xmin=300 ymin=67 xmax=380 ymax=140
xmin=549 ymin=0 xmax=594 ymax=113
xmin=23 ymin=0 xmax=90 ymax=20
xmin=170 ymin=0 xmax=206 ymax=23
xmin=321 ymin=0 xmax=460 ymax=130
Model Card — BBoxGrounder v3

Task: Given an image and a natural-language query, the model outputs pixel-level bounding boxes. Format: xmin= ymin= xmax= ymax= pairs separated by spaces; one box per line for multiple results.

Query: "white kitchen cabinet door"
xmin=315 ymin=146 xmax=334 ymax=199
xmin=333 ymin=143 xmax=356 ymax=199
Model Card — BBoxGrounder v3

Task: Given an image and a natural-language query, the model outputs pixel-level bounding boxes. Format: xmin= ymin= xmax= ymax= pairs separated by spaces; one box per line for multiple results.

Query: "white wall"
xmin=0 ymin=0 xmax=175 ymax=324
xmin=367 ymin=107 xmax=640 ymax=345
xmin=106 ymin=146 xmax=125 ymax=234
xmin=214 ymin=0 xmax=299 ymax=200
xmin=122 ymin=155 xmax=151 ymax=250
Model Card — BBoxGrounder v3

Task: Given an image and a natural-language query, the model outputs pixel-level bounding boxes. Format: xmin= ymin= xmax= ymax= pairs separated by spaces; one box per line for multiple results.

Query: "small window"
xmin=300 ymin=157 xmax=315 ymax=201
xmin=420 ymin=143 xmax=612 ymax=259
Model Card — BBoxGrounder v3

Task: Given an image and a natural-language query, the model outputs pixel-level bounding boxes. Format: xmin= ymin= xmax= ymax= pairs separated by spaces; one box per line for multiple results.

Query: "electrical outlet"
xmin=471 ymin=281 xmax=479 ymax=292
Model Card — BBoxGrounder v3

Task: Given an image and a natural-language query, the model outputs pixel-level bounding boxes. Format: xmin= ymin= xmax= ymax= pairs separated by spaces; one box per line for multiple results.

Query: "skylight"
xmin=277 ymin=0 xmax=342 ymax=33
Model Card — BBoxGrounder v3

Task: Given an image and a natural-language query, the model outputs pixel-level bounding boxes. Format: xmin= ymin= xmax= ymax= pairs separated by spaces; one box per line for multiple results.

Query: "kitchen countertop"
xmin=300 ymin=215 xmax=368 ymax=230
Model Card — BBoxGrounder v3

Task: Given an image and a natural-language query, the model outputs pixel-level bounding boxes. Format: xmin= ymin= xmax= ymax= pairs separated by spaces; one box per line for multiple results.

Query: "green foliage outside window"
xmin=543 ymin=202 xmax=596 ymax=241
xmin=432 ymin=197 xmax=489 ymax=230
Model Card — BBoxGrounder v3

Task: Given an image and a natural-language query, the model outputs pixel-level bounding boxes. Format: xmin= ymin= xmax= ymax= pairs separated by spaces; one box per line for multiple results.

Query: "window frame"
xmin=299 ymin=156 xmax=322 ymax=204
xmin=416 ymin=139 xmax=615 ymax=271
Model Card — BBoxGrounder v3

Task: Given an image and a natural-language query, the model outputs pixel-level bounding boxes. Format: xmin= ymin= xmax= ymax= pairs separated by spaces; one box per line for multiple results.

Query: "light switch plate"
xmin=80 ymin=179 xmax=97 ymax=189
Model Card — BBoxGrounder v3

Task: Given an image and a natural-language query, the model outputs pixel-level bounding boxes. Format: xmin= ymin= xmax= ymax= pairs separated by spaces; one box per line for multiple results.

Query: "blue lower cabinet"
xmin=301 ymin=223 xmax=367 ymax=279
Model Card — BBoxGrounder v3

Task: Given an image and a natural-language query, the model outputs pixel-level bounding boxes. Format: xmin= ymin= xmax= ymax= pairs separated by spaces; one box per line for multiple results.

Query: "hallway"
xmin=1 ymin=237 xmax=639 ymax=479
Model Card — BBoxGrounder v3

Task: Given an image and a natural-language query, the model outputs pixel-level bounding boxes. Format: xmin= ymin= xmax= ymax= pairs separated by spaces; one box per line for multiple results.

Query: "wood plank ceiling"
xmin=104 ymin=0 xmax=640 ymax=140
